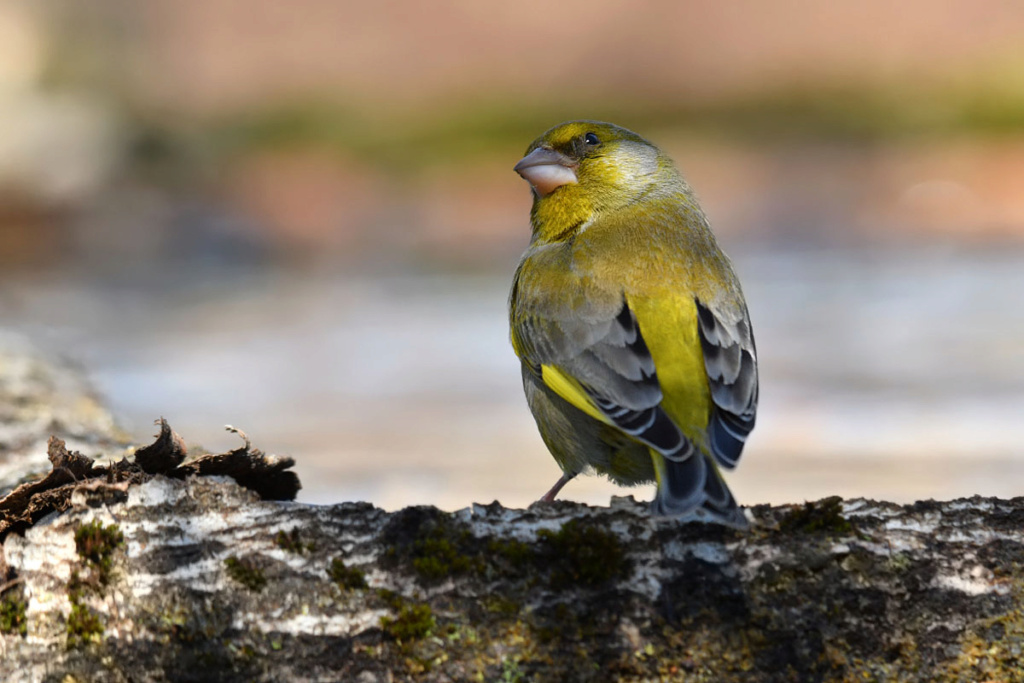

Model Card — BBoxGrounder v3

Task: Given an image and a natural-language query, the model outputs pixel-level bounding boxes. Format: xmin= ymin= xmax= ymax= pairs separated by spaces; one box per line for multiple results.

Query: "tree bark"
xmin=0 ymin=338 xmax=129 ymax=493
xmin=1 ymin=343 xmax=1022 ymax=682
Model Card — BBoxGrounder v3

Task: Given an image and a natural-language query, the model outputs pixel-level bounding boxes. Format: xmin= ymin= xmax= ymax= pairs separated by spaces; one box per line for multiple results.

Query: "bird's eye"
xmin=584 ymin=132 xmax=600 ymax=146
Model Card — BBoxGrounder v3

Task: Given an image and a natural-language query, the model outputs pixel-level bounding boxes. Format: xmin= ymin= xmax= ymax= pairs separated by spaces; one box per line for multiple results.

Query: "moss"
xmin=63 ymin=520 xmax=124 ymax=647
xmin=386 ymin=510 xmax=617 ymax=596
xmin=382 ymin=510 xmax=484 ymax=584
xmin=500 ymin=656 xmax=525 ymax=683
xmin=0 ymin=592 xmax=27 ymax=637
xmin=376 ymin=588 xmax=402 ymax=608
xmin=484 ymin=595 xmax=521 ymax=618
xmin=888 ymin=552 xmax=913 ymax=572
xmin=409 ymin=526 xmax=481 ymax=582
xmin=275 ymin=528 xmax=316 ymax=555
xmin=74 ymin=519 xmax=124 ymax=583
xmin=223 ymin=556 xmax=267 ymax=592
xmin=156 ymin=602 xmax=192 ymax=642
xmin=411 ymin=534 xmax=479 ymax=581
xmin=942 ymin=581 xmax=1024 ymax=681
xmin=646 ymin=535 xmax=1024 ymax=681
xmin=378 ymin=591 xmax=435 ymax=642
xmin=66 ymin=594 xmax=103 ymax=645
xmin=536 ymin=519 xmax=629 ymax=589
xmin=486 ymin=537 xmax=533 ymax=569
xmin=328 ymin=557 xmax=367 ymax=590
xmin=444 ymin=622 xmax=480 ymax=645
xmin=385 ymin=510 xmax=629 ymax=595
xmin=778 ymin=496 xmax=853 ymax=535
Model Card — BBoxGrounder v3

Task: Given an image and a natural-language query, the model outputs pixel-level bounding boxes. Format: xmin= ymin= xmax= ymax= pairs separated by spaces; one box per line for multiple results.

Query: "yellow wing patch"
xmin=540 ymin=365 xmax=612 ymax=425
xmin=627 ymin=294 xmax=712 ymax=439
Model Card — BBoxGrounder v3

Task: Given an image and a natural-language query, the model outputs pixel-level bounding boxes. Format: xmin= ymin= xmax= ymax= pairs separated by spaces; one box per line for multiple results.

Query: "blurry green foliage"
xmin=195 ymin=84 xmax=1024 ymax=173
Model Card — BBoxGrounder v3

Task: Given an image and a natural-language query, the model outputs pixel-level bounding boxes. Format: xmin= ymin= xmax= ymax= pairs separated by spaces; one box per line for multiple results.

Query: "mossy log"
xmin=1 ymin=344 xmax=1024 ymax=682
xmin=2 ymin=456 xmax=1024 ymax=681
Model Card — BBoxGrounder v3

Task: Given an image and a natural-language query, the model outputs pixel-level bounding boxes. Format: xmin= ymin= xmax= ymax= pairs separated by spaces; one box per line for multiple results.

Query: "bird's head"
xmin=515 ymin=121 xmax=680 ymax=241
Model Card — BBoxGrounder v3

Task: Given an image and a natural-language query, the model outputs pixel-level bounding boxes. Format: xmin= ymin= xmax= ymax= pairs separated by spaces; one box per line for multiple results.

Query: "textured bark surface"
xmin=0 ymin=337 xmax=130 ymax=494
xmin=0 ymin=421 xmax=299 ymax=541
xmin=1 ymin=343 xmax=1024 ymax=682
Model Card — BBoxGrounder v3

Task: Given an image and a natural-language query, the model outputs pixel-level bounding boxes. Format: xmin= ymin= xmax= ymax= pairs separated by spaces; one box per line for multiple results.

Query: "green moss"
xmin=156 ymin=603 xmax=191 ymax=642
xmin=74 ymin=520 xmax=124 ymax=583
xmin=486 ymin=537 xmax=533 ymax=569
xmin=941 ymin=580 xmax=1024 ymax=681
xmin=275 ymin=528 xmax=316 ymax=555
xmin=382 ymin=512 xmax=485 ymax=584
xmin=328 ymin=557 xmax=367 ymax=590
xmin=64 ymin=520 xmax=124 ymax=648
xmin=223 ymin=556 xmax=267 ymax=592
xmin=536 ymin=519 xmax=629 ymax=589
xmin=409 ymin=526 xmax=481 ymax=582
xmin=376 ymin=588 xmax=402 ymax=608
xmin=889 ymin=552 xmax=913 ymax=572
xmin=778 ymin=496 xmax=853 ymax=535
xmin=382 ymin=603 xmax=435 ymax=642
xmin=378 ymin=591 xmax=435 ymax=642
xmin=66 ymin=595 xmax=103 ymax=645
xmin=386 ymin=511 xmax=629 ymax=595
xmin=0 ymin=593 xmax=27 ymax=637
xmin=500 ymin=656 xmax=525 ymax=683
xmin=484 ymin=595 xmax=521 ymax=618
xmin=411 ymin=526 xmax=533 ymax=582
xmin=444 ymin=622 xmax=480 ymax=645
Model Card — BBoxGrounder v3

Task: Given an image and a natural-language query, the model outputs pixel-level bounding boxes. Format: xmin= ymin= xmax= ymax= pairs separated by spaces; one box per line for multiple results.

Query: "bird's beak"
xmin=514 ymin=148 xmax=577 ymax=197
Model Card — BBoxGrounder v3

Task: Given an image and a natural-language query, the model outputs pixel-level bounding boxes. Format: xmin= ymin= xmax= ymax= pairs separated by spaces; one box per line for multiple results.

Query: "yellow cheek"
xmin=590 ymin=156 xmax=626 ymax=185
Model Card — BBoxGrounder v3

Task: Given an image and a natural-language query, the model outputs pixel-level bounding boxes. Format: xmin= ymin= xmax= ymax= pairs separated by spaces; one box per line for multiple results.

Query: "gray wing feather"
xmin=515 ymin=292 xmax=692 ymax=458
xmin=697 ymin=299 xmax=759 ymax=469
xmin=515 ymin=290 xmax=662 ymax=411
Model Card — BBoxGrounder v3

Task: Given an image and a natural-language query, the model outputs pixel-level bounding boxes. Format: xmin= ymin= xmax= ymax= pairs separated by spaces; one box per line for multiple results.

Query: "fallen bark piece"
xmin=0 ymin=436 xmax=98 ymax=515
xmin=0 ymin=420 xmax=299 ymax=542
xmin=169 ymin=424 xmax=300 ymax=501
xmin=0 ymin=436 xmax=111 ymax=540
xmin=2 ymin=472 xmax=1024 ymax=682
xmin=132 ymin=418 xmax=188 ymax=474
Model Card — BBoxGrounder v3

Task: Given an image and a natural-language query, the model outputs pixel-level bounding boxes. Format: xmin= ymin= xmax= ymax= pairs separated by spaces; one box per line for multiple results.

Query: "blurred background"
xmin=1 ymin=0 xmax=1023 ymax=510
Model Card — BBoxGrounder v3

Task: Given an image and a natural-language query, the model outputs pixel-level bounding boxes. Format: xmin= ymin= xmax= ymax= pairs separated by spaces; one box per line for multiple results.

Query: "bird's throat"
xmin=530 ymin=189 xmax=595 ymax=243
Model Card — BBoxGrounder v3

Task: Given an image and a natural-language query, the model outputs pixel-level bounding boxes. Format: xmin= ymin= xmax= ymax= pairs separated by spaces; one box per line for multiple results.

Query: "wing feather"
xmin=513 ymin=286 xmax=695 ymax=460
xmin=696 ymin=299 xmax=759 ymax=469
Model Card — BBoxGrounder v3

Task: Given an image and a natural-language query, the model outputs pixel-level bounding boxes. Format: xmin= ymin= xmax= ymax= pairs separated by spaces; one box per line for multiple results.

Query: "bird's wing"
xmin=512 ymin=286 xmax=698 ymax=465
xmin=695 ymin=298 xmax=759 ymax=469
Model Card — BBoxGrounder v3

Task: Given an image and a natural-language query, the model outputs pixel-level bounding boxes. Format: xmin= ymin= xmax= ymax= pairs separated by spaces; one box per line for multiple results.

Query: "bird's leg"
xmin=538 ymin=472 xmax=575 ymax=503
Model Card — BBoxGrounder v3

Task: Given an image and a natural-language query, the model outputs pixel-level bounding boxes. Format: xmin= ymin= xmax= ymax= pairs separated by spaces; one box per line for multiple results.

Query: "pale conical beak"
xmin=514 ymin=148 xmax=577 ymax=197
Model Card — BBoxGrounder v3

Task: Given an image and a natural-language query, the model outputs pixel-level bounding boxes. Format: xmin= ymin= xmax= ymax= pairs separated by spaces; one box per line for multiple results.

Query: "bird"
xmin=508 ymin=121 xmax=758 ymax=527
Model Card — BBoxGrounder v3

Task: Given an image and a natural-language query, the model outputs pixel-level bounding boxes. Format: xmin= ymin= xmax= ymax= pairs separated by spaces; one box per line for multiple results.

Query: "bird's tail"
xmin=650 ymin=450 xmax=748 ymax=529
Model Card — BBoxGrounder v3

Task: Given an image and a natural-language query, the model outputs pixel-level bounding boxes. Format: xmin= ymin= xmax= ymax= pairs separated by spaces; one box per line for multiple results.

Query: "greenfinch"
xmin=509 ymin=121 xmax=758 ymax=527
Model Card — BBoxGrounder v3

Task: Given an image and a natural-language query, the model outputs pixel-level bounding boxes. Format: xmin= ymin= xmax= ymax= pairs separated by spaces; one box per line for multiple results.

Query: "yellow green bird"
xmin=509 ymin=121 xmax=758 ymax=527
